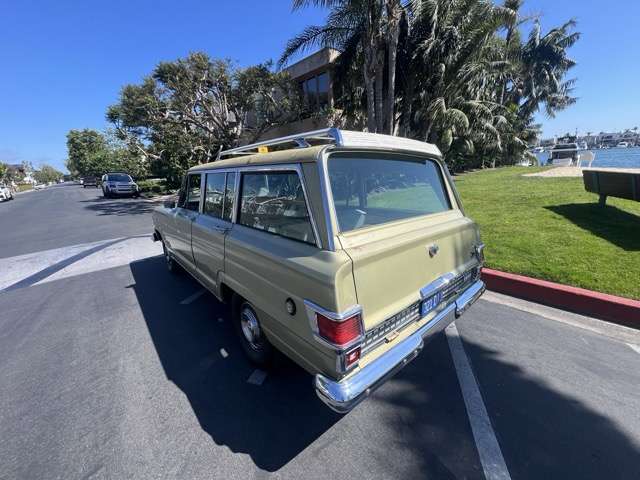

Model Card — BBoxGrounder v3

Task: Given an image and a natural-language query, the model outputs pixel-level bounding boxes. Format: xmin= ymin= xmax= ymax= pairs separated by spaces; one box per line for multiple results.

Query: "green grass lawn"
xmin=455 ymin=167 xmax=640 ymax=300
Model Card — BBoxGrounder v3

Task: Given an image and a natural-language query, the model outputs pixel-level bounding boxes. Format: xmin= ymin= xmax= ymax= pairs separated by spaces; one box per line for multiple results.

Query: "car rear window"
xmin=328 ymin=154 xmax=452 ymax=232
xmin=107 ymin=174 xmax=132 ymax=182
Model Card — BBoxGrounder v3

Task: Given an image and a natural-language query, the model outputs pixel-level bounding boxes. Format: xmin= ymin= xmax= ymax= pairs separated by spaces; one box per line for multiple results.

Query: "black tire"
xmin=162 ymin=241 xmax=180 ymax=274
xmin=232 ymin=296 xmax=274 ymax=367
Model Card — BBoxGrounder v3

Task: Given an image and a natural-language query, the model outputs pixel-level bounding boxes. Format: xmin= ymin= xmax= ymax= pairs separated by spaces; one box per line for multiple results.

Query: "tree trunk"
xmin=375 ymin=53 xmax=384 ymax=133
xmin=384 ymin=0 xmax=401 ymax=135
xmin=364 ymin=51 xmax=377 ymax=133
xmin=363 ymin=0 xmax=384 ymax=133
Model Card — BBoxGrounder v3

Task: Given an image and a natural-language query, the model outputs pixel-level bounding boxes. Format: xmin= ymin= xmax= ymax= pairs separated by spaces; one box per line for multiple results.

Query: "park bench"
xmin=582 ymin=169 xmax=640 ymax=206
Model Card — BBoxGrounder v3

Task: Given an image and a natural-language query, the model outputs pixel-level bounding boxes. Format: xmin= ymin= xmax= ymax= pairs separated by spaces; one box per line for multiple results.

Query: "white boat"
xmin=548 ymin=143 xmax=595 ymax=167
xmin=616 ymin=141 xmax=630 ymax=148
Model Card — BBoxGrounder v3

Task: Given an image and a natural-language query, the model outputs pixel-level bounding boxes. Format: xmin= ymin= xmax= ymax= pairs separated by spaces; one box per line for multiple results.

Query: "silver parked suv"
xmin=101 ymin=172 xmax=140 ymax=198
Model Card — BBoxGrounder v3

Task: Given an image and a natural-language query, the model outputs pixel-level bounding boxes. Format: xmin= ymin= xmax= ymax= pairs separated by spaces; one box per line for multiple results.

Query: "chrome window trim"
xmin=202 ymin=171 xmax=227 ymax=220
xmin=317 ymin=146 xmax=338 ymax=251
xmin=189 ymin=165 xmax=320 ymax=247
xmin=320 ymin=148 xmax=458 ymax=237
xmin=179 ymin=172 xmax=203 ymax=213
xmin=230 ymin=164 xmax=322 ymax=249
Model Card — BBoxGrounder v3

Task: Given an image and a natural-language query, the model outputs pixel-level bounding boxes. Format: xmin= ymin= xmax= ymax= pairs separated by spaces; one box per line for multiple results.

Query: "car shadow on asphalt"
xmin=546 ymin=203 xmax=640 ymax=251
xmin=129 ymin=256 xmax=341 ymax=471
xmin=127 ymin=256 xmax=640 ymax=477
xmin=81 ymin=197 xmax=158 ymax=216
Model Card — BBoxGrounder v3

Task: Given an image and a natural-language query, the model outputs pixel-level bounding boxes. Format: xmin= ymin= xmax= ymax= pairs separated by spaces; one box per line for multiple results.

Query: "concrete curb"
xmin=481 ymin=268 xmax=640 ymax=329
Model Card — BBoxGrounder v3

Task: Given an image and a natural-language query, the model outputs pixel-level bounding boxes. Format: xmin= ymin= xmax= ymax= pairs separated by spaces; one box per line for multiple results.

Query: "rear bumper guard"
xmin=314 ymin=280 xmax=485 ymax=413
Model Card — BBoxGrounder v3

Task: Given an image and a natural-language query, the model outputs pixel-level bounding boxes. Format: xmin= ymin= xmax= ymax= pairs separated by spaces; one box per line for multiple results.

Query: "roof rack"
xmin=216 ymin=128 xmax=441 ymax=160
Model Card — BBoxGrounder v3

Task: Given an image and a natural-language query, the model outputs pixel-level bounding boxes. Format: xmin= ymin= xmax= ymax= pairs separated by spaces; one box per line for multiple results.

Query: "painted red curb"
xmin=481 ymin=268 xmax=640 ymax=328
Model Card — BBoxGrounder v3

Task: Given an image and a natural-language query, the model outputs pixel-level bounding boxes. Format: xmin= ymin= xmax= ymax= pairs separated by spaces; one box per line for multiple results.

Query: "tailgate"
xmin=340 ymin=211 xmax=480 ymax=329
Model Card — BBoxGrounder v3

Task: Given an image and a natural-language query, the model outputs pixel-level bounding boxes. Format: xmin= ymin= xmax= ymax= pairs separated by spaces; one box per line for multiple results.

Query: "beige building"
xmin=261 ymin=48 xmax=340 ymax=140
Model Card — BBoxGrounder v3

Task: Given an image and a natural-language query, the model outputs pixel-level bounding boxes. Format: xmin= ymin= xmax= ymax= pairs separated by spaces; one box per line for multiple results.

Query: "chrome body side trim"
xmin=314 ymin=280 xmax=485 ymax=413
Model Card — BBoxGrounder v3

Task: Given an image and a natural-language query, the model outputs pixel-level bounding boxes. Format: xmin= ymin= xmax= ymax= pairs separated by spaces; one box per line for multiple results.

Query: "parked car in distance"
xmin=83 ymin=176 xmax=98 ymax=188
xmin=0 ymin=184 xmax=14 ymax=201
xmin=152 ymin=129 xmax=485 ymax=413
xmin=101 ymin=172 xmax=140 ymax=198
xmin=34 ymin=183 xmax=46 ymax=190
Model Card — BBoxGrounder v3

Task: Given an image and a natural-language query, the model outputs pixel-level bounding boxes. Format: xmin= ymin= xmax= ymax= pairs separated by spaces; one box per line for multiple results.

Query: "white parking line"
xmin=179 ymin=289 xmax=206 ymax=305
xmin=627 ymin=343 xmax=640 ymax=355
xmin=446 ymin=323 xmax=512 ymax=480
xmin=247 ymin=369 xmax=267 ymax=385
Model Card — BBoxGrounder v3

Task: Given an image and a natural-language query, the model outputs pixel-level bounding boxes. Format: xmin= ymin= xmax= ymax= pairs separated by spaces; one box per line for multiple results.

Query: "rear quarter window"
xmin=238 ymin=171 xmax=316 ymax=245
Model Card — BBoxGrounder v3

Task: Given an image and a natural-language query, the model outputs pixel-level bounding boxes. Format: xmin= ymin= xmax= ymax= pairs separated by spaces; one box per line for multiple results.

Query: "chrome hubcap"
xmin=240 ymin=305 xmax=262 ymax=349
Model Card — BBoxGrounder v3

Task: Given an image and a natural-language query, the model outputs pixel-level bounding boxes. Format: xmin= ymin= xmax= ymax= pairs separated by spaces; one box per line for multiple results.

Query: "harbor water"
xmin=535 ymin=146 xmax=640 ymax=169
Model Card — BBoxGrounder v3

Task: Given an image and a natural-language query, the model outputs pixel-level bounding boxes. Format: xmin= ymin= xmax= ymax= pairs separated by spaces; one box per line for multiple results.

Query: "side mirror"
xmin=164 ymin=200 xmax=177 ymax=209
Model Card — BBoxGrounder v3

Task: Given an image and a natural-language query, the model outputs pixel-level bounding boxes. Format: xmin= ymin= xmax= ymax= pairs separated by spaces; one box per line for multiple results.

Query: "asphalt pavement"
xmin=1 ymin=183 xmax=639 ymax=479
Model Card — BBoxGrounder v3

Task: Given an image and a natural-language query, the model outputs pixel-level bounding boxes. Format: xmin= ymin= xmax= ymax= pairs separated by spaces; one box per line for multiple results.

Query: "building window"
xmin=301 ymin=71 xmax=329 ymax=111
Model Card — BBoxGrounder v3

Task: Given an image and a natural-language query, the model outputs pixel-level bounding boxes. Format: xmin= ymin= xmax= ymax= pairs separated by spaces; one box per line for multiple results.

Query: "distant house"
xmin=259 ymin=48 xmax=340 ymax=140
xmin=6 ymin=163 xmax=36 ymax=184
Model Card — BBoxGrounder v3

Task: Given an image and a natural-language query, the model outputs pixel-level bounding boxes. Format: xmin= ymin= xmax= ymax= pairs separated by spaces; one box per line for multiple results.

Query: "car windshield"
xmin=328 ymin=154 xmax=452 ymax=233
xmin=107 ymin=174 xmax=132 ymax=182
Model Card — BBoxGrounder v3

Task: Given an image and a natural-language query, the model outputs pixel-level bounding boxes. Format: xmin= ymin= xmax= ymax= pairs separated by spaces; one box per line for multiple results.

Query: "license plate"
xmin=420 ymin=291 xmax=443 ymax=317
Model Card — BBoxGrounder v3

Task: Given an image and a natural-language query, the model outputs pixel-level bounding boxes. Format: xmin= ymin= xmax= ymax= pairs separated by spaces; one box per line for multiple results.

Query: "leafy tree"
xmin=66 ymin=129 xmax=108 ymax=177
xmin=107 ymin=52 xmax=303 ymax=186
xmin=33 ymin=164 xmax=63 ymax=184
xmin=0 ymin=162 xmax=7 ymax=181
xmin=66 ymin=128 xmax=148 ymax=179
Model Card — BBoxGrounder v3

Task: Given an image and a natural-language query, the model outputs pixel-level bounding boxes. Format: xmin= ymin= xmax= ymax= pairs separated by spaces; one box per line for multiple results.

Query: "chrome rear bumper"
xmin=314 ymin=280 xmax=485 ymax=413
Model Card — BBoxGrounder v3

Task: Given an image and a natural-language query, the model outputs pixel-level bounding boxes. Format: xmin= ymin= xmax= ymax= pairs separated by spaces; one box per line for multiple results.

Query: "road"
xmin=1 ymin=184 xmax=639 ymax=479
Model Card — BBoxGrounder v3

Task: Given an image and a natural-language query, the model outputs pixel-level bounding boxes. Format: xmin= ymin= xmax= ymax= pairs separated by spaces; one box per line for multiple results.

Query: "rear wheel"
xmin=233 ymin=297 xmax=273 ymax=366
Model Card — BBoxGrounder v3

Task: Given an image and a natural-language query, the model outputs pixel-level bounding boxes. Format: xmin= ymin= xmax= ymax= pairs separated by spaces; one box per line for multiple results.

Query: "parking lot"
xmin=1 ymin=183 xmax=639 ymax=479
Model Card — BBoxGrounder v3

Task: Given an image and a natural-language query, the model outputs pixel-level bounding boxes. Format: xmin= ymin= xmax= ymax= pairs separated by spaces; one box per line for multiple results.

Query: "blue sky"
xmin=1 ymin=0 xmax=638 ymax=172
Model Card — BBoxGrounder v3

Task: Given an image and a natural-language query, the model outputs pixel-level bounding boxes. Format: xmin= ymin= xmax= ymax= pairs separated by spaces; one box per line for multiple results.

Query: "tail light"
xmin=316 ymin=312 xmax=362 ymax=347
xmin=304 ymin=301 xmax=364 ymax=372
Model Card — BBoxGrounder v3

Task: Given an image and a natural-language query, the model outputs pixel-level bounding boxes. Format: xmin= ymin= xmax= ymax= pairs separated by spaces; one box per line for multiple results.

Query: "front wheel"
xmin=233 ymin=298 xmax=274 ymax=366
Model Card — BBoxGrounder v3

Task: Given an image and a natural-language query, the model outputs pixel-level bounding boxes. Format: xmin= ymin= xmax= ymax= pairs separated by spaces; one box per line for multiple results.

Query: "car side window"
xmin=238 ymin=171 xmax=316 ymax=245
xmin=223 ymin=172 xmax=237 ymax=222
xmin=182 ymin=174 xmax=201 ymax=211
xmin=203 ymin=173 xmax=226 ymax=219
xmin=177 ymin=176 xmax=188 ymax=208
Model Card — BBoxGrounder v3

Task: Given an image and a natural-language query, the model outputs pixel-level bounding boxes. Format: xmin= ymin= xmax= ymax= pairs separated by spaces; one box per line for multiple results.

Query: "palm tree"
xmin=283 ymin=0 xmax=580 ymax=170
xmin=281 ymin=0 xmax=404 ymax=134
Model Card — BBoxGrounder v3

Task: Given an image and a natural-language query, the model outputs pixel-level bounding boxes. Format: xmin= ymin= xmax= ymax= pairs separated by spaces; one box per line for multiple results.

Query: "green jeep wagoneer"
xmin=152 ymin=129 xmax=485 ymax=412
